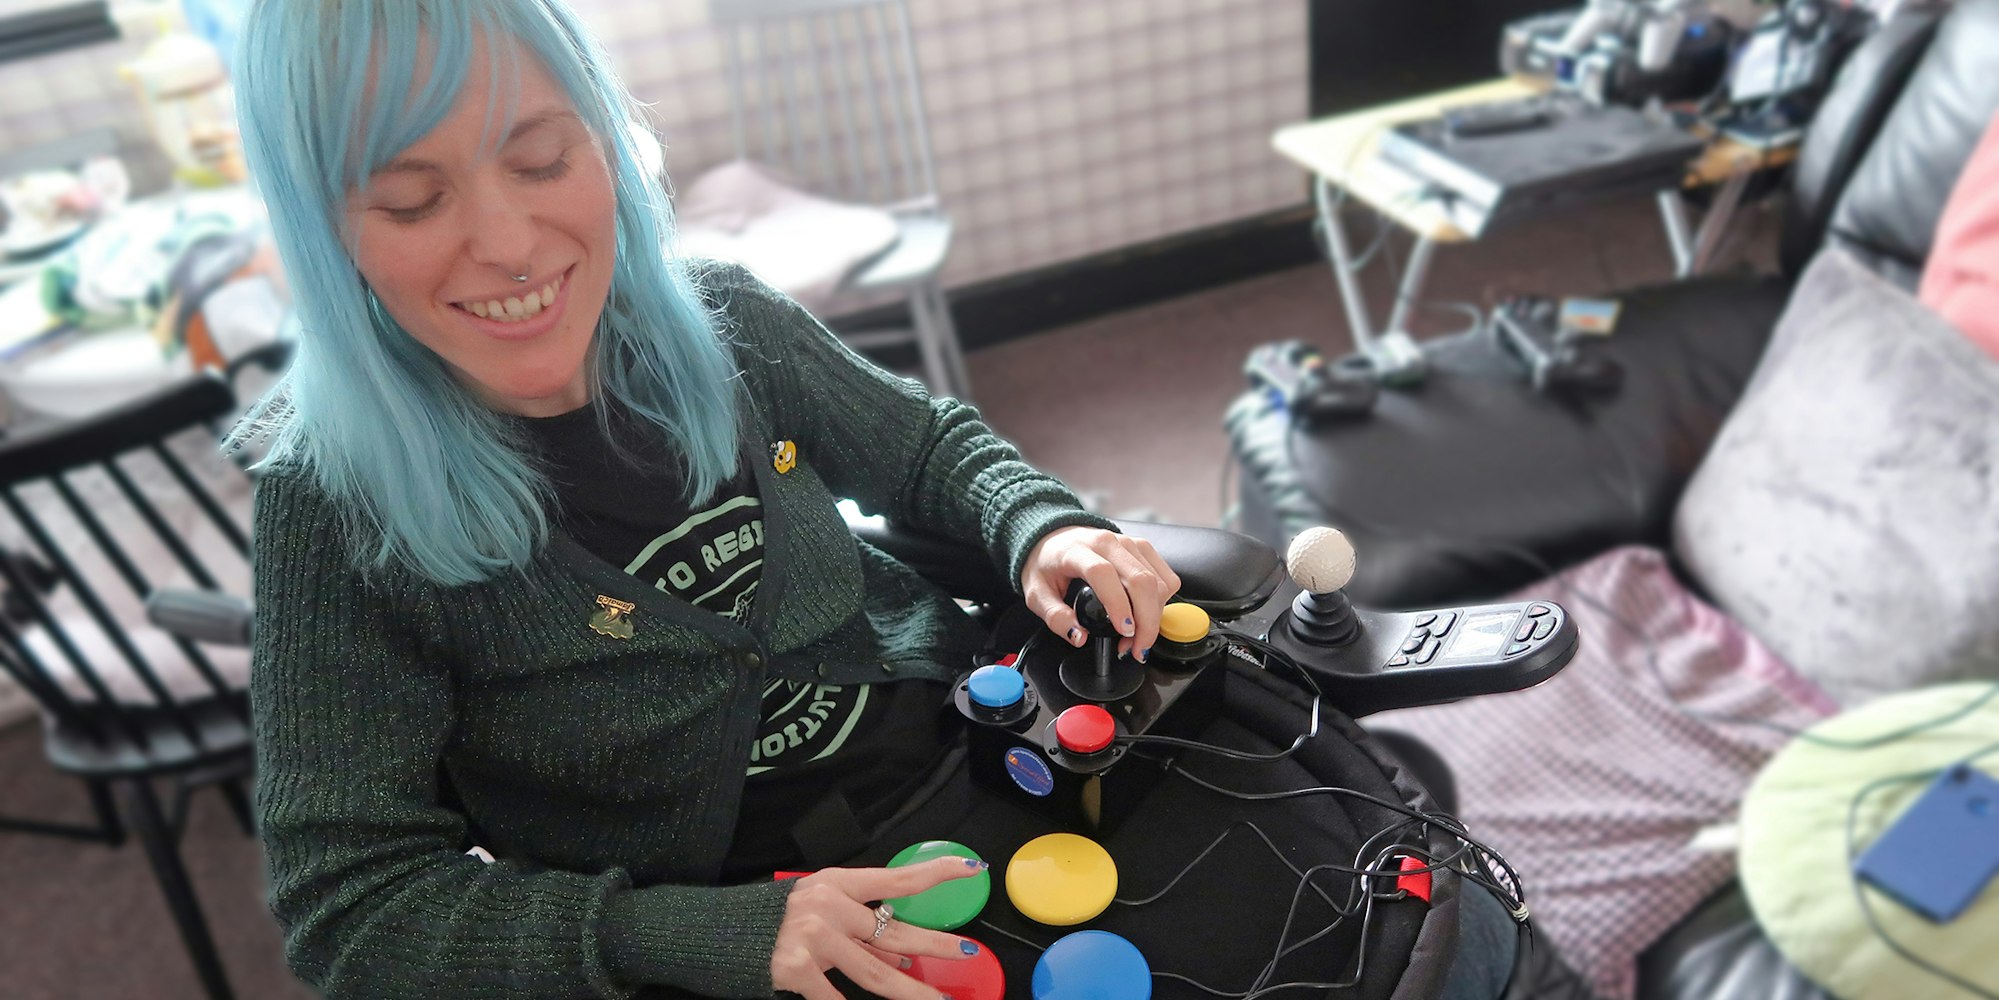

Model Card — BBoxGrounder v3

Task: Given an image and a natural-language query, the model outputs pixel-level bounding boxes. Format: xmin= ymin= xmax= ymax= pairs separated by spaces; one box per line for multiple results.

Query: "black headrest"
xmin=1780 ymin=10 xmax=1940 ymax=278
xmin=1822 ymin=0 xmax=1999 ymax=288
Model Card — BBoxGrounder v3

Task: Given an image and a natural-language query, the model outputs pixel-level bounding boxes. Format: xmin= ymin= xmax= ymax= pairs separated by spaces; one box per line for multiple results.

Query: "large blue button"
xmin=967 ymin=665 xmax=1025 ymax=708
xmin=1031 ymin=930 xmax=1150 ymax=1000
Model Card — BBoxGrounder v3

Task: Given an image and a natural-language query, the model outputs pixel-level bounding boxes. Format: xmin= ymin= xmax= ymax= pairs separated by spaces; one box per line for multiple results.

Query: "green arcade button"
xmin=884 ymin=840 xmax=990 ymax=931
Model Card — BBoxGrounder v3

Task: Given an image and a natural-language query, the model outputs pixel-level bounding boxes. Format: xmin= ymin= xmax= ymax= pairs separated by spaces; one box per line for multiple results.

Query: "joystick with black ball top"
xmin=1059 ymin=586 xmax=1147 ymax=702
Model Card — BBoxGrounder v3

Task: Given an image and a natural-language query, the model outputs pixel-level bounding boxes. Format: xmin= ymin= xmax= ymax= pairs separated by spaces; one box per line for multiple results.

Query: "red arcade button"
xmin=907 ymin=938 xmax=1005 ymax=1000
xmin=1054 ymin=705 xmax=1115 ymax=754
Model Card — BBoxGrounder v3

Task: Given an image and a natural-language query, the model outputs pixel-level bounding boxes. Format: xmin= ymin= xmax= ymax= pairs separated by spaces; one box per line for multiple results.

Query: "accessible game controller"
xmin=884 ymin=832 xmax=1146 ymax=1000
xmin=956 ymin=588 xmax=1229 ymax=834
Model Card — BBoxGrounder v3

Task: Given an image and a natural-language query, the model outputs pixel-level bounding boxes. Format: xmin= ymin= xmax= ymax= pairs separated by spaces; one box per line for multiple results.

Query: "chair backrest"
xmin=708 ymin=0 xmax=940 ymax=213
xmin=0 ymin=373 xmax=253 ymax=756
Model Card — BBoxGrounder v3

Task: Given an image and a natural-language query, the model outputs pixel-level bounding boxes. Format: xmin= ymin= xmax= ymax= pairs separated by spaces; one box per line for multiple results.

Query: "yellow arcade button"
xmin=1006 ymin=833 xmax=1117 ymax=926
xmin=1159 ymin=603 xmax=1212 ymax=644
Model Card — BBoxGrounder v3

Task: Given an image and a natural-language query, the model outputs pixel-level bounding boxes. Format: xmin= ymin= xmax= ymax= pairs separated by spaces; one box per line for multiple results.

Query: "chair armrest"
xmin=146 ymin=589 xmax=253 ymax=647
xmin=850 ymin=519 xmax=1285 ymax=620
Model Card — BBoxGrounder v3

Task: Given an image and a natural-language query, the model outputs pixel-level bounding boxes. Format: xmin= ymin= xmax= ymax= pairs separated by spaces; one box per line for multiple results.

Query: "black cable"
xmin=1112 ymin=633 xmax=1323 ymax=764
xmin=1163 ymin=765 xmax=1528 ymax=919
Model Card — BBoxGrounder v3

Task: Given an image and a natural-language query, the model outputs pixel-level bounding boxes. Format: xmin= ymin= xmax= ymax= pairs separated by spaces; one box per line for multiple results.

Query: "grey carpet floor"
xmin=0 ymin=192 xmax=1779 ymax=999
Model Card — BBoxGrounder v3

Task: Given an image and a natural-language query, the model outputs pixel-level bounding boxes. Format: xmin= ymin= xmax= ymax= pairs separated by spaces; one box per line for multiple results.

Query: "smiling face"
xmin=344 ymin=39 xmax=616 ymax=417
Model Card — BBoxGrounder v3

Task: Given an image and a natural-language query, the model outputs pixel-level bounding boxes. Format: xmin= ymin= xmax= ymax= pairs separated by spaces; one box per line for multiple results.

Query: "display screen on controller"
xmin=1444 ymin=611 xmax=1516 ymax=660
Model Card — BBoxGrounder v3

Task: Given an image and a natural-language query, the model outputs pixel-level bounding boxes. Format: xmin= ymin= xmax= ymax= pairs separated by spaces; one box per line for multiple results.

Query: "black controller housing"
xmin=957 ymin=629 xmax=1226 ymax=835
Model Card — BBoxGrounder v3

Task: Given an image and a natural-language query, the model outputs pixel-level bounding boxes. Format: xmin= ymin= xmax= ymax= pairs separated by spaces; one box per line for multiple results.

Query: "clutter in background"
xmin=119 ymin=7 xmax=245 ymax=188
xmin=675 ymin=159 xmax=902 ymax=315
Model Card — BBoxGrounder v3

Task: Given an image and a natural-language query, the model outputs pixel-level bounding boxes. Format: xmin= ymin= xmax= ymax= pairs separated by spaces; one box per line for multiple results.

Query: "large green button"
xmin=883 ymin=840 xmax=989 ymax=931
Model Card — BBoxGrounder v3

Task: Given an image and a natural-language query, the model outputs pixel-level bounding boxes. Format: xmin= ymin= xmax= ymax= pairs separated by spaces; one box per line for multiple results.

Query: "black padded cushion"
xmin=850 ymin=519 xmax=1284 ymax=617
xmin=1636 ymin=885 xmax=1831 ymax=1000
xmin=1824 ymin=0 xmax=1999 ymax=289
xmin=1230 ymin=273 xmax=1790 ymax=609
xmin=1778 ymin=11 xmax=1940 ymax=279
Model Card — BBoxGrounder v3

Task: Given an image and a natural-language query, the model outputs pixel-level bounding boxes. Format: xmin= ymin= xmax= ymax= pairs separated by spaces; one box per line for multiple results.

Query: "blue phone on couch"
xmin=1853 ymin=763 xmax=1999 ymax=923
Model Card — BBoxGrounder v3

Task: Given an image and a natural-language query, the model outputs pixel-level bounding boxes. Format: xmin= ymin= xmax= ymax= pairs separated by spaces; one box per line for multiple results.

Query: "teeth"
xmin=458 ymin=272 xmax=564 ymax=324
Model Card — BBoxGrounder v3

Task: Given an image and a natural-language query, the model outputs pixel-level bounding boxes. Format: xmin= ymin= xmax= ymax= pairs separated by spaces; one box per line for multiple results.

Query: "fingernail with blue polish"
xmin=960 ymin=940 xmax=981 ymax=956
xmin=964 ymin=857 xmax=988 ymax=869
xmin=1138 ymin=648 xmax=1151 ymax=663
xmin=1067 ymin=627 xmax=1081 ymax=641
xmin=899 ymin=957 xmax=913 ymax=969
xmin=1123 ymin=617 xmax=1134 ymax=626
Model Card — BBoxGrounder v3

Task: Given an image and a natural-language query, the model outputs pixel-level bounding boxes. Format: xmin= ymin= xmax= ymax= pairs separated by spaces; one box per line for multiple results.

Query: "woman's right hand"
xmin=772 ymin=857 xmax=989 ymax=1000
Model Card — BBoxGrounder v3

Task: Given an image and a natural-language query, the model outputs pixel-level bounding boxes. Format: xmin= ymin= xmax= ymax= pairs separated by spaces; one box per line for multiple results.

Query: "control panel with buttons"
xmin=1273 ymin=599 xmax=1576 ymax=717
xmin=955 ymin=595 xmax=1227 ymax=834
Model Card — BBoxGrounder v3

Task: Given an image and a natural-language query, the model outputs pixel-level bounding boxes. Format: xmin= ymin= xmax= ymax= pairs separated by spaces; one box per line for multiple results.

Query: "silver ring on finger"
xmin=869 ymin=903 xmax=895 ymax=942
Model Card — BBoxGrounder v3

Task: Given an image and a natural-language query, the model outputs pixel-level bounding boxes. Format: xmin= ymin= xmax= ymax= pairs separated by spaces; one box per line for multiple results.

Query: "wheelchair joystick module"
xmin=956 ymin=587 xmax=1228 ymax=834
xmin=1269 ymin=527 xmax=1580 ymax=717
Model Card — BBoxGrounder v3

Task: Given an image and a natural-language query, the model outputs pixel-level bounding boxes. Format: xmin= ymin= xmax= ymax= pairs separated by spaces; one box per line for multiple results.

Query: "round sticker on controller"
xmin=1004 ymin=746 xmax=1055 ymax=797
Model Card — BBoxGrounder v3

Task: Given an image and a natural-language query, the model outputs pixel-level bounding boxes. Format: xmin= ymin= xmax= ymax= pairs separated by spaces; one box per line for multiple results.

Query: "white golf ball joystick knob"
xmin=1286 ymin=526 xmax=1357 ymax=595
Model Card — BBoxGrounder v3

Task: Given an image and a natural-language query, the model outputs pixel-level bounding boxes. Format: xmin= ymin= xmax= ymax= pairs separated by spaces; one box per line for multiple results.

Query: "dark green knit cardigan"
xmin=250 ymin=261 xmax=1113 ymax=999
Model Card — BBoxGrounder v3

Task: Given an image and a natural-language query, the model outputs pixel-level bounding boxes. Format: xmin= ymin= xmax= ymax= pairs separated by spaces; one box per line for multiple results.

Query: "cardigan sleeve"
xmin=249 ymin=473 xmax=793 ymax=1000
xmin=702 ymin=261 xmax=1117 ymax=589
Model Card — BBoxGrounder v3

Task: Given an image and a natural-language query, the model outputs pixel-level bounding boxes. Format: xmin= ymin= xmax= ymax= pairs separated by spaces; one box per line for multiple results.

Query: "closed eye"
xmin=381 ymin=194 xmax=443 ymax=224
xmin=519 ymin=156 xmax=571 ymax=183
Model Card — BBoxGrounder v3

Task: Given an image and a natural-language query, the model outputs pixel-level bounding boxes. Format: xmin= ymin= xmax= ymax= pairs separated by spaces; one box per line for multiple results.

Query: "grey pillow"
xmin=1672 ymin=248 xmax=1999 ymax=707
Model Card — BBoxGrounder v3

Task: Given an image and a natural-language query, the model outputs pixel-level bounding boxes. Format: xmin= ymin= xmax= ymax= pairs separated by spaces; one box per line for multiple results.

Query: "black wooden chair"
xmin=0 ymin=371 xmax=258 ymax=1000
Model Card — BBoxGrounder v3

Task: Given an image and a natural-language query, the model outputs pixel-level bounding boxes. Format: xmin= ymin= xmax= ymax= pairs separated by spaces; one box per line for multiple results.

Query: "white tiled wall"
xmin=586 ymin=0 xmax=1310 ymax=286
xmin=0 ymin=0 xmax=1310 ymax=289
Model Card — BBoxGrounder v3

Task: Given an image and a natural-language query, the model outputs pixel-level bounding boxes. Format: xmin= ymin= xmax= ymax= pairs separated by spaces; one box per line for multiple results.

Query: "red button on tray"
xmin=1054 ymin=705 xmax=1116 ymax=754
xmin=908 ymin=939 xmax=1005 ymax=1000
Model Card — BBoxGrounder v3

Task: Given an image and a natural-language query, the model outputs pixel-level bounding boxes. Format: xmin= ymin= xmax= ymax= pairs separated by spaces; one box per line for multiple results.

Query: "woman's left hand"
xmin=1020 ymin=526 xmax=1182 ymax=662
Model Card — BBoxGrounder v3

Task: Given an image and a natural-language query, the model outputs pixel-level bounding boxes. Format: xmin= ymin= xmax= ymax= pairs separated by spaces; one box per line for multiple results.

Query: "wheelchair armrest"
xmin=850 ymin=519 xmax=1285 ymax=620
xmin=146 ymin=589 xmax=253 ymax=647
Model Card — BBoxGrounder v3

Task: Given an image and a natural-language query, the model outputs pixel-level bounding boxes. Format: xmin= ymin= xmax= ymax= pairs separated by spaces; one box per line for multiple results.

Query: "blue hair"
xmin=232 ymin=0 xmax=741 ymax=586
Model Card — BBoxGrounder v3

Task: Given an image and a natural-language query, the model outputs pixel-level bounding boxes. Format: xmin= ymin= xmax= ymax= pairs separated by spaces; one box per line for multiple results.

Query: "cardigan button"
xmin=815 ymin=661 xmax=830 ymax=678
xmin=881 ymin=661 xmax=896 ymax=675
xmin=741 ymin=651 xmax=763 ymax=670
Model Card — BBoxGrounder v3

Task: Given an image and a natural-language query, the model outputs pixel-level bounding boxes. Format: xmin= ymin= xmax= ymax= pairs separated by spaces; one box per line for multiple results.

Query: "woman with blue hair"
xmin=233 ymin=1 xmax=1182 ymax=998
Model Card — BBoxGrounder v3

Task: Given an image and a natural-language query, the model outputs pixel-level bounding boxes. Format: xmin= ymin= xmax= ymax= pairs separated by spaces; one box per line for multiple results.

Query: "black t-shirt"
xmin=516 ymin=403 xmax=948 ymax=879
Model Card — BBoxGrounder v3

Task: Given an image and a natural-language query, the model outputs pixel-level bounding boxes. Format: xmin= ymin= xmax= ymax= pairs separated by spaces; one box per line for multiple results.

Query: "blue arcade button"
xmin=1031 ymin=930 xmax=1150 ymax=1000
xmin=967 ymin=664 xmax=1025 ymax=709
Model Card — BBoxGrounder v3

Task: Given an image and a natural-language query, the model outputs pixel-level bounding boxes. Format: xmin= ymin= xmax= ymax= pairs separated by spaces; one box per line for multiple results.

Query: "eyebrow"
xmin=374 ymin=108 xmax=584 ymax=177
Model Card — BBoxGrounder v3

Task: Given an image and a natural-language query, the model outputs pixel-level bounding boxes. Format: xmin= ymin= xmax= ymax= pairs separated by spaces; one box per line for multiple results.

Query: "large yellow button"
xmin=1006 ymin=833 xmax=1117 ymax=926
xmin=1158 ymin=603 xmax=1212 ymax=644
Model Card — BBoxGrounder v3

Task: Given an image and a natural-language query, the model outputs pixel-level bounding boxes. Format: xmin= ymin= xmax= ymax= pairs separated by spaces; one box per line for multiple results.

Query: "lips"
xmin=452 ymin=270 xmax=566 ymax=323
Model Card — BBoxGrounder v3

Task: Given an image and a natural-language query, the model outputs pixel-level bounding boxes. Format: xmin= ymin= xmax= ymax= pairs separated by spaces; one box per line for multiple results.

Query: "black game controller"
xmin=956 ymin=586 xmax=1228 ymax=834
xmin=1244 ymin=340 xmax=1379 ymax=425
xmin=1490 ymin=296 xmax=1623 ymax=397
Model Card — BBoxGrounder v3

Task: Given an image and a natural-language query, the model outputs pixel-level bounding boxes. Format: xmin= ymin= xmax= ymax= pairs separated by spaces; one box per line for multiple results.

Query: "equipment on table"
xmin=1378 ymin=95 xmax=1706 ymax=235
